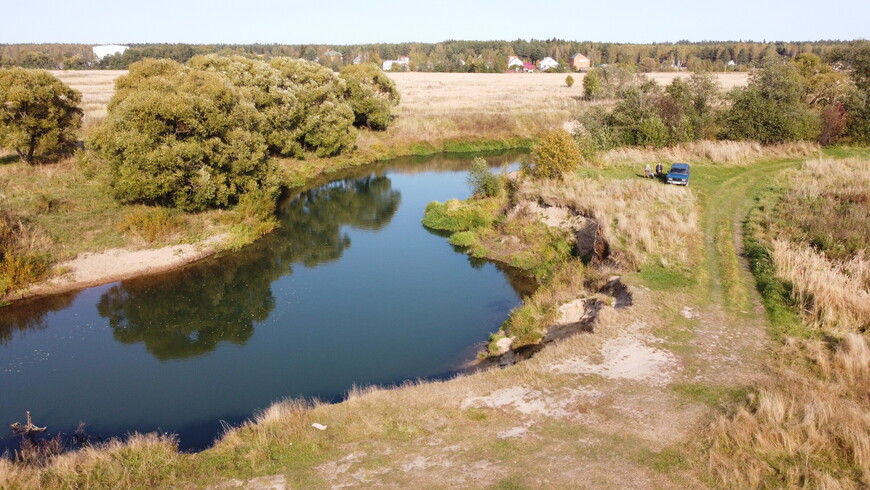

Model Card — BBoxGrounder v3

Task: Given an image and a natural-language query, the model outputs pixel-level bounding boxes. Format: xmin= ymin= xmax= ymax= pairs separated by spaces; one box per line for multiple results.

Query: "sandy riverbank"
xmin=2 ymin=234 xmax=227 ymax=303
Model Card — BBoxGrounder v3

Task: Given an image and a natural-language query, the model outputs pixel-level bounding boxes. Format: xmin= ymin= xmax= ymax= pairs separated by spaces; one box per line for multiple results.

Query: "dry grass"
xmin=601 ymin=140 xmax=820 ymax=167
xmin=772 ymin=239 xmax=870 ymax=332
xmin=708 ymin=334 xmax=870 ymax=488
xmin=707 ymin=155 xmax=870 ymax=488
xmin=767 ymin=157 xmax=870 ymax=332
xmin=525 ymin=176 xmax=701 ymax=269
xmin=0 ymin=433 xmax=182 ymax=489
xmin=49 ymin=70 xmax=125 ymax=130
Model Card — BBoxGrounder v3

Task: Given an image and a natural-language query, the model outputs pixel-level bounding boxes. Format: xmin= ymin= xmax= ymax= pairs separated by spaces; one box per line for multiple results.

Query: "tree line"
xmin=573 ymin=46 xmax=870 ymax=159
xmin=0 ymin=40 xmax=861 ymax=72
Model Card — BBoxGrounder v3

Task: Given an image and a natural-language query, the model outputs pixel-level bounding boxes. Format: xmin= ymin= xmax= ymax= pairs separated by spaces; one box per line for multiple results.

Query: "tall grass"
xmin=708 ymin=334 xmax=870 ymax=488
xmin=772 ymin=239 xmax=870 ymax=332
xmin=116 ymin=207 xmax=184 ymax=243
xmin=601 ymin=140 xmax=820 ymax=167
xmin=0 ymin=211 xmax=53 ymax=297
xmin=707 ymin=156 xmax=870 ymax=488
xmin=526 ymin=177 xmax=700 ymax=269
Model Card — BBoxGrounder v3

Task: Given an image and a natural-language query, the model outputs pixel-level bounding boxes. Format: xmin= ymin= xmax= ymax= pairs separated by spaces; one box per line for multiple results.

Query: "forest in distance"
xmin=1 ymin=38 xmax=864 ymax=72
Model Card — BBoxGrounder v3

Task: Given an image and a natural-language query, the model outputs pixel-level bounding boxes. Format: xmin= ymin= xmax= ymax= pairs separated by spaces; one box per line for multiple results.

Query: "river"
xmin=0 ymin=151 xmax=531 ymax=453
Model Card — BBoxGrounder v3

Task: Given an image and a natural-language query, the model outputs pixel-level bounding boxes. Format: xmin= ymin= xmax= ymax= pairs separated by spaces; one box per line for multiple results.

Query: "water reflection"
xmin=0 ymin=293 xmax=77 ymax=345
xmin=96 ymin=175 xmax=401 ymax=360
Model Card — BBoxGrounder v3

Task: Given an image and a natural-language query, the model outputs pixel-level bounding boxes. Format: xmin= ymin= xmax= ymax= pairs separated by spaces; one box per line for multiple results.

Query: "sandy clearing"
xmin=460 ymin=385 xmax=603 ymax=418
xmin=549 ymin=322 xmax=680 ymax=386
xmin=7 ymin=234 xmax=227 ymax=302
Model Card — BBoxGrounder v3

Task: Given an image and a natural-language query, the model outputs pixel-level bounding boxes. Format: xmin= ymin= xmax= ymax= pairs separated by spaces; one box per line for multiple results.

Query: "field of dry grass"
xmin=48 ymin=70 xmax=748 ymax=150
xmin=49 ymin=70 xmax=124 ymax=129
xmin=602 ymin=140 xmax=819 ymax=167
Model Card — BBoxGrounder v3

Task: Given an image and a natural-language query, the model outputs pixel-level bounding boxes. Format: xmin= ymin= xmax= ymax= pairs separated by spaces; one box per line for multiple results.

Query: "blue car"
xmin=666 ymin=163 xmax=690 ymax=186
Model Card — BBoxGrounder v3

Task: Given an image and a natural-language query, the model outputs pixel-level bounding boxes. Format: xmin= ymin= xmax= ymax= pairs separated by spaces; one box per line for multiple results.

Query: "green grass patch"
xmin=422 ymin=198 xmax=500 ymax=232
xmin=489 ymin=476 xmax=530 ymax=490
xmin=639 ymin=264 xmax=695 ymax=290
xmin=743 ymin=221 xmax=816 ymax=341
xmin=672 ymin=383 xmax=749 ymax=408
xmin=637 ymin=447 xmax=688 ymax=473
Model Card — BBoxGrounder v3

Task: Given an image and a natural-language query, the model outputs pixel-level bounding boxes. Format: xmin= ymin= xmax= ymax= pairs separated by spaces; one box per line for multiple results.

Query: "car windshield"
xmin=670 ymin=167 xmax=688 ymax=174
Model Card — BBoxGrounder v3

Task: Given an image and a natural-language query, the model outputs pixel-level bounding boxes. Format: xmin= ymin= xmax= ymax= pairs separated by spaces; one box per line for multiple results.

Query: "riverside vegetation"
xmin=1 ymin=43 xmax=869 ymax=487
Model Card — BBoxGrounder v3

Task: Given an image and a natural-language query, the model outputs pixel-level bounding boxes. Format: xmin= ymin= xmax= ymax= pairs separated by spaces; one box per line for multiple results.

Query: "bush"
xmin=466 ymin=157 xmax=502 ymax=197
xmin=565 ymin=75 xmax=575 ymax=88
xmin=523 ymin=129 xmax=582 ymax=179
xmin=116 ymin=207 xmax=184 ymax=243
xmin=0 ymin=211 xmax=51 ymax=296
xmin=0 ymin=68 xmax=82 ymax=164
xmin=89 ymin=59 xmax=281 ymax=211
xmin=339 ymin=63 xmax=400 ymax=130
xmin=269 ymin=57 xmax=356 ymax=157
xmin=721 ymin=61 xmax=821 ymax=144
xmin=421 ymin=199 xmax=498 ymax=232
xmin=638 ymin=57 xmax=658 ymax=73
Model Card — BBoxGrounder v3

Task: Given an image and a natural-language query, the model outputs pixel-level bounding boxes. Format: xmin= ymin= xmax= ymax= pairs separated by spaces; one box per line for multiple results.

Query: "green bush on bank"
xmin=89 ymin=59 xmax=281 ymax=211
xmin=90 ymin=56 xmax=402 ymax=212
xmin=339 ymin=63 xmax=400 ymax=130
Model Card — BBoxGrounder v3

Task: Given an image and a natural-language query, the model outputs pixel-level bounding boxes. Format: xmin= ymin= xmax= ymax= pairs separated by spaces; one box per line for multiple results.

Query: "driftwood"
xmin=10 ymin=411 xmax=46 ymax=438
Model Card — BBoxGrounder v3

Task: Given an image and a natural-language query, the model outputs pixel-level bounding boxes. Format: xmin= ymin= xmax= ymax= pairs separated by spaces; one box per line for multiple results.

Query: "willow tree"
xmin=89 ymin=59 xmax=280 ymax=210
xmin=0 ymin=68 xmax=82 ymax=164
xmin=339 ymin=63 xmax=400 ymax=130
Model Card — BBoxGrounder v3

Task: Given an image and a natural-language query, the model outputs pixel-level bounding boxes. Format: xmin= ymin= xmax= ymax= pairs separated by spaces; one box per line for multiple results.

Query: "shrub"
xmin=339 ymin=63 xmax=400 ymax=130
xmin=583 ymin=69 xmax=602 ymax=100
xmin=0 ymin=68 xmax=82 ymax=164
xmin=720 ymin=61 xmax=820 ymax=144
xmin=0 ymin=211 xmax=52 ymax=296
xmin=565 ymin=75 xmax=575 ymax=88
xmin=116 ymin=207 xmax=184 ymax=243
xmin=421 ymin=199 xmax=497 ymax=232
xmin=268 ymin=57 xmax=356 ymax=156
xmin=524 ymin=129 xmax=582 ymax=179
xmin=466 ymin=157 xmax=502 ymax=197
xmin=89 ymin=59 xmax=281 ymax=211
xmin=638 ymin=57 xmax=658 ymax=73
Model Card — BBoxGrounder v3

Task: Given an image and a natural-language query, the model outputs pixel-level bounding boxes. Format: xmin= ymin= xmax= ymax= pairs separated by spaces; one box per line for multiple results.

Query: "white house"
xmin=539 ymin=57 xmax=559 ymax=71
xmin=383 ymin=56 xmax=410 ymax=71
xmin=92 ymin=45 xmax=129 ymax=60
xmin=507 ymin=55 xmax=524 ymax=70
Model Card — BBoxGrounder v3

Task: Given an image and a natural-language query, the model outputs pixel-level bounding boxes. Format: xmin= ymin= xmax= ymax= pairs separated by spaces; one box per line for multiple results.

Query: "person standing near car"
xmin=655 ymin=162 xmax=663 ymax=178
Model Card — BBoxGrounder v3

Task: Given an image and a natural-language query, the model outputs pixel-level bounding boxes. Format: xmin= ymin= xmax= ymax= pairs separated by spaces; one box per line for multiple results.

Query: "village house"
xmin=383 ymin=56 xmax=410 ymax=71
xmin=538 ymin=57 xmax=559 ymax=71
xmin=507 ymin=55 xmax=524 ymax=71
xmin=92 ymin=44 xmax=129 ymax=60
xmin=569 ymin=53 xmax=591 ymax=71
xmin=323 ymin=49 xmax=343 ymax=63
xmin=523 ymin=62 xmax=536 ymax=73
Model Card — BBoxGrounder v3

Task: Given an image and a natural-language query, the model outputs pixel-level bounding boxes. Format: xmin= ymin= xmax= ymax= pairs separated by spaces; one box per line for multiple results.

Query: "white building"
xmin=539 ymin=57 xmax=559 ymax=71
xmin=383 ymin=56 xmax=410 ymax=71
xmin=92 ymin=45 xmax=129 ymax=60
xmin=507 ymin=56 xmax=524 ymax=70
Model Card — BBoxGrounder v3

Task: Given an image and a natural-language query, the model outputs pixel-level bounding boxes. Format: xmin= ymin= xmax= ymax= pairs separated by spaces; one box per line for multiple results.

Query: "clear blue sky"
xmin=3 ymin=0 xmax=868 ymax=44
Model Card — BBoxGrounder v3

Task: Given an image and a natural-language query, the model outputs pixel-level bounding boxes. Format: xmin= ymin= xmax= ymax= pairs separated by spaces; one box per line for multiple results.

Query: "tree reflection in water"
xmin=0 ymin=293 xmax=77 ymax=345
xmin=97 ymin=175 xmax=401 ymax=360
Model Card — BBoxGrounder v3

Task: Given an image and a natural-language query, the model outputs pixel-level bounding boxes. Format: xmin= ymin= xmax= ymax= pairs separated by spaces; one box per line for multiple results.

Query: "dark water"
xmin=0 ymin=151 xmax=531 ymax=453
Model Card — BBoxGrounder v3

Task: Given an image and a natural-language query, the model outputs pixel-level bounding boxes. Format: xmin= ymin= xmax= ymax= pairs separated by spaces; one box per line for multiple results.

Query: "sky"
xmin=2 ymin=0 xmax=868 ymax=45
